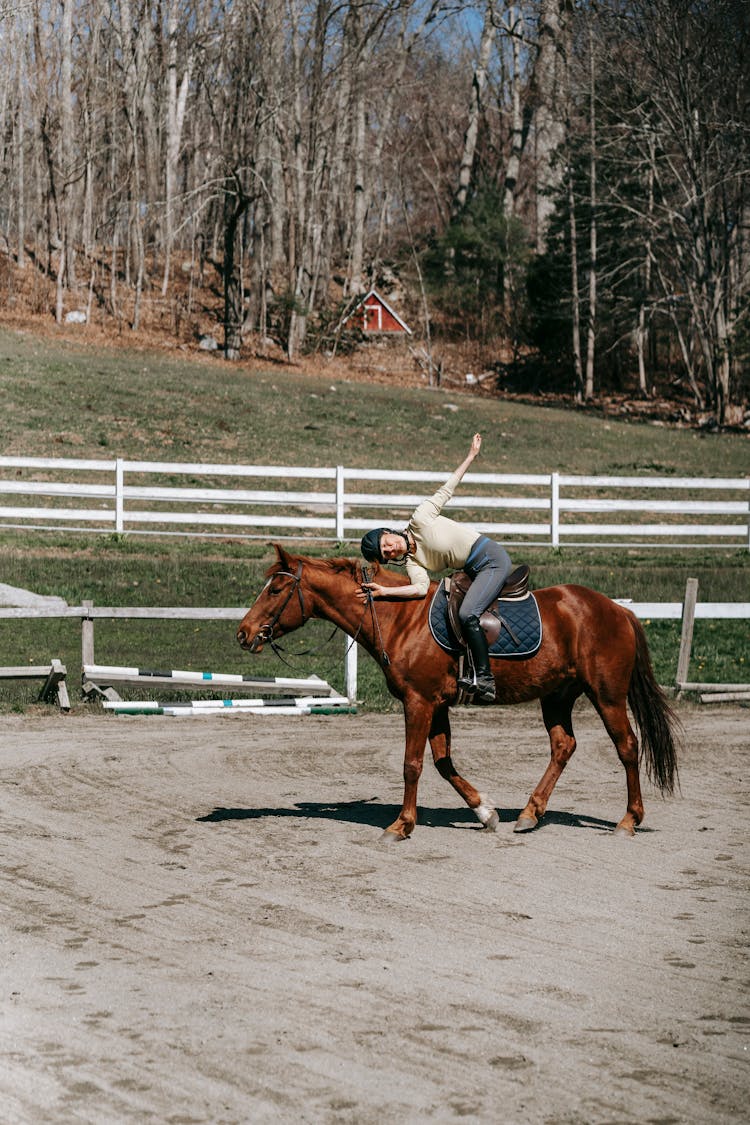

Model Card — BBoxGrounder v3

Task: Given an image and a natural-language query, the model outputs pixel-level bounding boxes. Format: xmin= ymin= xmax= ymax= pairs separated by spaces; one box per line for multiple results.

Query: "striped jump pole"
xmin=103 ymin=695 xmax=356 ymax=717
xmin=83 ymin=664 xmax=335 ymax=696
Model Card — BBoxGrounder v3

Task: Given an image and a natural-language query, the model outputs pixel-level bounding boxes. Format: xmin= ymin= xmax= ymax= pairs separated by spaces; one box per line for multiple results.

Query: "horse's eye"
xmin=269 ymin=585 xmax=284 ymax=596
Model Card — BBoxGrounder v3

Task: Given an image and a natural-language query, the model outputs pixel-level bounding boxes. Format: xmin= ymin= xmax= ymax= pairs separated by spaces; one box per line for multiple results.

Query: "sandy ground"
xmin=0 ymin=700 xmax=748 ymax=1124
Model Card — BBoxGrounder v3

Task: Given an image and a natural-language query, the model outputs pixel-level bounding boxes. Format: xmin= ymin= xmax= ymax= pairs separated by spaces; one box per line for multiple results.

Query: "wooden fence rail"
xmin=0 ymin=456 xmax=747 ymax=548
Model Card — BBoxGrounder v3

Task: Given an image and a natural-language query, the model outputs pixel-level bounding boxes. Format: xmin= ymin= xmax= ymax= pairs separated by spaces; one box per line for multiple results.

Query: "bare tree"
xmin=452 ymin=0 xmax=497 ymax=220
xmin=502 ymin=4 xmax=524 ymax=222
xmin=12 ymin=10 xmax=27 ymax=270
xmin=161 ymin=0 xmax=194 ymax=295
xmin=529 ymin=0 xmax=566 ymax=252
xmin=598 ymin=0 xmax=749 ymax=419
xmin=583 ymin=14 xmax=596 ymax=400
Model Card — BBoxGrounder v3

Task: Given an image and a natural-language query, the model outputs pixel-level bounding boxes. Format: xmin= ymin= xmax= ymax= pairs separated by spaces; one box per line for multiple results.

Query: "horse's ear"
xmin=273 ymin=543 xmax=295 ymax=570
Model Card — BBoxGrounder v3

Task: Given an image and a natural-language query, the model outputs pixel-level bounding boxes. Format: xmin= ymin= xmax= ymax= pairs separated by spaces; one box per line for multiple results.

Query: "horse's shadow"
xmin=197 ymin=799 xmax=625 ymax=833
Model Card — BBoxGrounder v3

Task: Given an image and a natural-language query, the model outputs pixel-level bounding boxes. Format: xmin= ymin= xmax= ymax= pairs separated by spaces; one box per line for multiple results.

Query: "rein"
xmin=361 ymin=564 xmax=390 ymax=666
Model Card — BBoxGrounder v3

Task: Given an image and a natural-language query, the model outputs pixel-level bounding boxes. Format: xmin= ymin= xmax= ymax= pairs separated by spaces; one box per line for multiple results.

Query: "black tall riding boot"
xmin=456 ymin=615 xmax=496 ymax=702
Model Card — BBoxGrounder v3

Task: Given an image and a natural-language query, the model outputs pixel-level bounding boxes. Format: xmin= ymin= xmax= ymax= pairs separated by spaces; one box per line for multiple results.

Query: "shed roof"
xmin=343 ymin=288 xmax=412 ymax=334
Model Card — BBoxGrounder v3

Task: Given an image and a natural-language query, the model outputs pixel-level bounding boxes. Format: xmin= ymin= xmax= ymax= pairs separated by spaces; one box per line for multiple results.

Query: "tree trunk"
xmin=16 ymin=61 xmax=25 ymax=270
xmin=162 ymin=0 xmax=192 ymax=296
xmin=348 ymin=57 xmax=367 ymax=295
xmin=452 ymin=0 xmax=496 ymax=220
xmin=223 ymin=183 xmax=250 ymax=360
xmin=56 ymin=0 xmax=75 ymax=321
xmin=532 ymin=0 xmax=566 ymax=253
xmin=287 ymin=0 xmax=331 ymax=358
xmin=584 ymin=23 xmax=596 ymax=401
xmin=568 ymin=168 xmax=583 ymax=400
xmin=636 ymin=146 xmax=654 ymax=396
xmin=502 ymin=6 xmax=523 ymax=221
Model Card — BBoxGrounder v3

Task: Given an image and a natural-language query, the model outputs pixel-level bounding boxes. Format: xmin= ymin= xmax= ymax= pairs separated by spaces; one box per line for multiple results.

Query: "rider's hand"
xmin=357 ymin=581 xmax=384 ymax=602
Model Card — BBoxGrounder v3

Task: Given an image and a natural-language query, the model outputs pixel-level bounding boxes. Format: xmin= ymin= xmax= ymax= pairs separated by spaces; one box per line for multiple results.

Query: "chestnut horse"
xmin=237 ymin=545 xmax=679 ymax=841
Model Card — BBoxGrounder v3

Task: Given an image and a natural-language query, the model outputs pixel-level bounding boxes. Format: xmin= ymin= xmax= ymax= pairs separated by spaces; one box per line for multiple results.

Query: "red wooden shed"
xmin=344 ymin=288 xmax=412 ymax=335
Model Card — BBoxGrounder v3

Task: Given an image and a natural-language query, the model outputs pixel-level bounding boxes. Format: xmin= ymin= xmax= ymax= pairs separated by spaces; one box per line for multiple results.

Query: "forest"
xmin=0 ymin=0 xmax=747 ymax=422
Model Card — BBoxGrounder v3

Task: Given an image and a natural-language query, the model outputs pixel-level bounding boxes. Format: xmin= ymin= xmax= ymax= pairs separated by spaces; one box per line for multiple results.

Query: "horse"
xmin=236 ymin=545 xmax=680 ymax=841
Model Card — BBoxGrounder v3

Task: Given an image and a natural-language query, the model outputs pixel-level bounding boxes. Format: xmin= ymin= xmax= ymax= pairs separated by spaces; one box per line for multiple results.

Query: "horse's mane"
xmin=325 ymin=555 xmax=412 ymax=586
xmin=265 ymin=548 xmax=411 ymax=586
xmin=264 ymin=551 xmax=357 ymax=578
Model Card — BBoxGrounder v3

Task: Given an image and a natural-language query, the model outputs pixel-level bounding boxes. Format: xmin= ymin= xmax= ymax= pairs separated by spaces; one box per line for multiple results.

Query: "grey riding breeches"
xmin=459 ymin=537 xmax=513 ymax=622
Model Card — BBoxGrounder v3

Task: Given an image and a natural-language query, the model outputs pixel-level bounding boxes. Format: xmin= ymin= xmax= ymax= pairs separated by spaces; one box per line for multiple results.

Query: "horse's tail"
xmin=627 ymin=612 xmax=681 ymax=795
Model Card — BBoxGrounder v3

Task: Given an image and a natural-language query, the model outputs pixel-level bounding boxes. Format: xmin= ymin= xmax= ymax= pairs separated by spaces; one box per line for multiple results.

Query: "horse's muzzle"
xmin=237 ymin=624 xmax=270 ymax=652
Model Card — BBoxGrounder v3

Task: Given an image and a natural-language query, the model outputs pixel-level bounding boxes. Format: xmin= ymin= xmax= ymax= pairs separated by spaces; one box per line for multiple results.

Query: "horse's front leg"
xmin=382 ymin=696 xmax=433 ymax=842
xmin=429 ymin=705 xmax=499 ymax=831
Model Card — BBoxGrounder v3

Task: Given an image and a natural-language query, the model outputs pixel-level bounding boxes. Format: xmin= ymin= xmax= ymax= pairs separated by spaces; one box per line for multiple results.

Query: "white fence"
xmin=0 ymin=456 xmax=748 ymax=548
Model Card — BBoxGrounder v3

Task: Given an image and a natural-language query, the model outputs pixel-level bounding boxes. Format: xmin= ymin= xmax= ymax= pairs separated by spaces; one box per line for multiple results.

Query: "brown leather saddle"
xmin=446 ymin=564 xmax=530 ymax=647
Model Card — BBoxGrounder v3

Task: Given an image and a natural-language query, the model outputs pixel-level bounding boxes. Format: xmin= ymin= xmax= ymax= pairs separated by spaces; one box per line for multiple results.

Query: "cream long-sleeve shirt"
xmin=401 ymin=467 xmax=482 ymax=595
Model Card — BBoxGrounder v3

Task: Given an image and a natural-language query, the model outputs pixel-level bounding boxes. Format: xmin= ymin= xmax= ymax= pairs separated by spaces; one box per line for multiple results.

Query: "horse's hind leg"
xmin=591 ymin=696 xmax=644 ymax=837
xmin=515 ymin=688 xmax=580 ymax=833
xmin=429 ymin=705 xmax=499 ymax=831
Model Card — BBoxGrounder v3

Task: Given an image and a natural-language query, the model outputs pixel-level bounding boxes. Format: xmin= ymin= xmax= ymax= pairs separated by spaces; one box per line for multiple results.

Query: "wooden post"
xmin=40 ymin=659 xmax=70 ymax=711
xmin=81 ymin=600 xmax=95 ymax=667
xmin=676 ymin=578 xmax=698 ymax=691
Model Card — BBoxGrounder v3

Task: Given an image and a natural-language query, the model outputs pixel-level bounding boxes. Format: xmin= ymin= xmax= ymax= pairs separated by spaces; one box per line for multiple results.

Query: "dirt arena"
xmin=1 ymin=701 xmax=747 ymax=1123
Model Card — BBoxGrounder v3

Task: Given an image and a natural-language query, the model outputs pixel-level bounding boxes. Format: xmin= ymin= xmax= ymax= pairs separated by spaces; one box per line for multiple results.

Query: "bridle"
xmin=249 ymin=563 xmax=309 ymax=656
xmin=250 ymin=559 xmax=390 ymax=668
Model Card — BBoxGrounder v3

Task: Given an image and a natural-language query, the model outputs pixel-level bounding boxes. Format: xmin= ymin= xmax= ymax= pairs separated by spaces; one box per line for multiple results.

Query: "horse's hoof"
xmin=474 ymin=796 xmax=499 ymax=832
xmin=513 ymin=815 xmax=538 ymax=833
xmin=379 ymin=828 xmax=408 ymax=844
xmin=613 ymin=824 xmax=635 ymax=839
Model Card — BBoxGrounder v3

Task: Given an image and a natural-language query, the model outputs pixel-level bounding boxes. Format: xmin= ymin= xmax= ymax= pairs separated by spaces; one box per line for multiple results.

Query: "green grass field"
xmin=2 ymin=326 xmax=748 ymax=474
xmin=0 ymin=326 xmax=747 ymax=711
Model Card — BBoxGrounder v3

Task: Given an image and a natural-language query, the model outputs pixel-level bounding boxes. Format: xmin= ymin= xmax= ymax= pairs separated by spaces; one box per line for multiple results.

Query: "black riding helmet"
xmin=360 ymin=527 xmax=405 ymax=563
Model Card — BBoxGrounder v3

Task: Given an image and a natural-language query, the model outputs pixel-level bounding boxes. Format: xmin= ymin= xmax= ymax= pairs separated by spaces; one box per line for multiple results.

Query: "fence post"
xmin=345 ymin=634 xmax=358 ymax=703
xmin=551 ymin=472 xmax=560 ymax=547
xmin=335 ymin=465 xmax=345 ymax=541
xmin=675 ymin=578 xmax=699 ymax=692
xmin=81 ymin=600 xmax=95 ymax=667
xmin=115 ymin=458 xmax=124 ymax=533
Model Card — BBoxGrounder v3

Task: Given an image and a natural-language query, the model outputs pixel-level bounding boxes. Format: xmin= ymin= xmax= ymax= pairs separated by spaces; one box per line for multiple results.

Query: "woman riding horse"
xmin=359 ymin=433 xmax=512 ymax=702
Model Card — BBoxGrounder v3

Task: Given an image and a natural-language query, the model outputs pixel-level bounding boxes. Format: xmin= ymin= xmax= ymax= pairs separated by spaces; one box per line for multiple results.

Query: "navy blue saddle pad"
xmin=429 ymin=581 xmax=543 ymax=658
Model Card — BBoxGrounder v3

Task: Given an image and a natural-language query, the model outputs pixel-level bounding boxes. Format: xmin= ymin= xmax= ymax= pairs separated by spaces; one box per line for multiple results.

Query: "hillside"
xmin=2 ymin=254 xmax=747 ymax=434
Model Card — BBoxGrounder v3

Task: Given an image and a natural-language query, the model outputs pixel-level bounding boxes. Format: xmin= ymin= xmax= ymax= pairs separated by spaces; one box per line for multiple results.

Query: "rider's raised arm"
xmin=455 ymin=433 xmax=482 ymax=481
xmin=411 ymin=433 xmax=482 ymax=527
